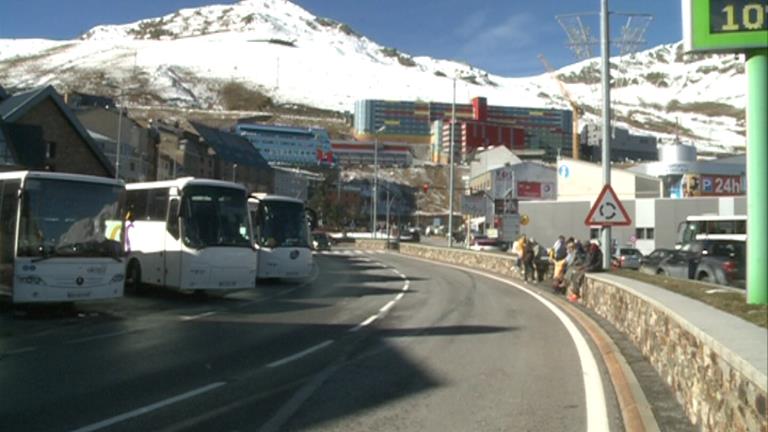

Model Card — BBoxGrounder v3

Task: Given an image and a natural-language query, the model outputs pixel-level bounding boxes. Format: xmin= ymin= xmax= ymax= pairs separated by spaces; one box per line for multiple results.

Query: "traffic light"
xmin=422 ymin=183 xmax=429 ymax=193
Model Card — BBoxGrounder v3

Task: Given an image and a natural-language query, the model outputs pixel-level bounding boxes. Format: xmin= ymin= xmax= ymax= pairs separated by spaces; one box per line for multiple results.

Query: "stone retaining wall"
xmin=354 ymin=239 xmax=390 ymax=251
xmin=581 ymin=276 xmax=767 ymax=432
xmin=387 ymin=243 xmax=766 ymax=432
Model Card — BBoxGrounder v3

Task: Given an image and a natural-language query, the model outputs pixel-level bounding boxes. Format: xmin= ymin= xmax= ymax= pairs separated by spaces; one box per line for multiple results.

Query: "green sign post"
xmin=683 ymin=0 xmax=767 ymax=304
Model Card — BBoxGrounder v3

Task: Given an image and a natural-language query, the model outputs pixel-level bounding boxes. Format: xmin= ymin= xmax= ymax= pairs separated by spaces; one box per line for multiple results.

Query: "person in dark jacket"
xmin=523 ymin=239 xmax=536 ymax=283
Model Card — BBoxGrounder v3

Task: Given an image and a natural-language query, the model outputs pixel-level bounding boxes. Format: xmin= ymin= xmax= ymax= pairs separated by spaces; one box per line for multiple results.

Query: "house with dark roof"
xmin=0 ymin=85 xmax=114 ymax=177
xmin=190 ymin=121 xmax=273 ymax=193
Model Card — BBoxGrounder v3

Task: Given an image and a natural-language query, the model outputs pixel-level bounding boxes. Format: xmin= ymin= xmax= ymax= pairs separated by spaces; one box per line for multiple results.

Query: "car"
xmin=689 ymin=240 xmax=746 ymax=288
xmin=655 ymin=249 xmax=698 ymax=279
xmin=613 ymin=247 xmax=643 ymax=270
xmin=469 ymin=235 xmax=502 ymax=251
xmin=639 ymin=248 xmax=675 ymax=275
xmin=311 ymin=231 xmax=332 ymax=251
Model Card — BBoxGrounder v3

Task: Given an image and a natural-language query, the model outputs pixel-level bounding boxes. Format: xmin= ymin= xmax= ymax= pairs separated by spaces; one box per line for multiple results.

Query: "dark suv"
xmin=687 ymin=240 xmax=746 ymax=288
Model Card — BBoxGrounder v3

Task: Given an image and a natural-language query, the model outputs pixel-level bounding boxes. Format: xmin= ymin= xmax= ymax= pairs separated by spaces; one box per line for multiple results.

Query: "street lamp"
xmin=371 ymin=125 xmax=386 ymax=238
xmin=115 ymin=105 xmax=123 ymax=180
xmin=448 ymin=76 xmax=457 ymax=247
xmin=232 ymin=163 xmax=238 ymax=182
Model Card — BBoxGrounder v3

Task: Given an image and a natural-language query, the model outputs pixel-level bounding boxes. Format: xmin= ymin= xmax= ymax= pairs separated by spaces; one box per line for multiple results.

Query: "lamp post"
xmin=115 ymin=105 xmax=123 ymax=180
xmin=371 ymin=125 xmax=386 ymax=238
xmin=600 ymin=0 xmax=612 ymax=269
xmin=232 ymin=163 xmax=238 ymax=182
xmin=448 ymin=76 xmax=457 ymax=247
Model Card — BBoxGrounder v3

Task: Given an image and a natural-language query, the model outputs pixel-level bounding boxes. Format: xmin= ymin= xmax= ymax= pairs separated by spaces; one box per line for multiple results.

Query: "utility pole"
xmin=115 ymin=106 xmax=123 ymax=180
xmin=372 ymin=125 xmax=385 ymax=238
xmin=448 ymin=77 xmax=457 ymax=247
xmin=600 ymin=0 xmax=612 ymax=270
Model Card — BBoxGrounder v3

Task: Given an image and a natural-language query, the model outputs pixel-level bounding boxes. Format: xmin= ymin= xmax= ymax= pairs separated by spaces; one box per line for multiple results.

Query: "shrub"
xmin=219 ymin=82 xmax=273 ymax=111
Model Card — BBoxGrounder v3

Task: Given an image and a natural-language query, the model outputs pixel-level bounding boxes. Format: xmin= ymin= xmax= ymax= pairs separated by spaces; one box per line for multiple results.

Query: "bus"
xmin=249 ymin=194 xmax=315 ymax=280
xmin=677 ymin=214 xmax=747 ymax=247
xmin=0 ymin=171 xmax=125 ymax=303
xmin=125 ymin=178 xmax=256 ymax=293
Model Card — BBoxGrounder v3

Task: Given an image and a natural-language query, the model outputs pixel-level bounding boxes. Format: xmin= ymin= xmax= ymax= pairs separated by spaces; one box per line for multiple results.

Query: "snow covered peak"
xmin=80 ymin=0 xmax=329 ymax=42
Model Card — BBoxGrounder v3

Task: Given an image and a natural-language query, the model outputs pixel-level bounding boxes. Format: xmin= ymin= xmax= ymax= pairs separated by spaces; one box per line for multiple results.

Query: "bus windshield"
xmin=255 ymin=200 xmax=309 ymax=248
xmin=18 ymin=179 xmax=124 ymax=259
xmin=181 ymin=186 xmax=251 ymax=249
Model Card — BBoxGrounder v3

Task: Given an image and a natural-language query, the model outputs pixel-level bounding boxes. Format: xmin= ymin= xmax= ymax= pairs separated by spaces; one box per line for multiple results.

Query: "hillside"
xmin=0 ymin=0 xmax=748 ymax=154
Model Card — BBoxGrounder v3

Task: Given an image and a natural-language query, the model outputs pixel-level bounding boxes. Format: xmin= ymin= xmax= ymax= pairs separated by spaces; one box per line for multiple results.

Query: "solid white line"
xmin=403 ymin=281 xmax=410 ymax=291
xmin=379 ymin=300 xmax=396 ymax=314
xmin=266 ymin=340 xmax=334 ymax=368
xmin=69 ymin=382 xmax=226 ymax=432
xmin=403 ymin=255 xmax=609 ymax=432
xmin=395 ymin=292 xmax=405 ymax=301
xmin=180 ymin=311 xmax=216 ymax=321
xmin=349 ymin=314 xmax=379 ymax=332
xmin=66 ymin=329 xmax=139 ymax=344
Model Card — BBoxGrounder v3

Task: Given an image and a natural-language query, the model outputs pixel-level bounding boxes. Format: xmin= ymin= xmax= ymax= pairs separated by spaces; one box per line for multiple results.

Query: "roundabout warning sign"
xmin=585 ymin=184 xmax=632 ymax=226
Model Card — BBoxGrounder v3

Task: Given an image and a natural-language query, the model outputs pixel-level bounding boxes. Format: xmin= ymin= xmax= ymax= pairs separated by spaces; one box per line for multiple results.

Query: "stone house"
xmin=0 ymin=85 xmax=113 ymax=176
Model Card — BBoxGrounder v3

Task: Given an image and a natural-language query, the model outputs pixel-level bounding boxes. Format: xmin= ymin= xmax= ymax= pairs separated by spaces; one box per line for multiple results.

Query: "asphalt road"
xmin=0 ymin=250 xmax=621 ymax=432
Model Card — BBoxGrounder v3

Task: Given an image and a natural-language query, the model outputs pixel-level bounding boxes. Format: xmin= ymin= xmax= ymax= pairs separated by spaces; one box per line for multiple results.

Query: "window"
xmin=126 ymin=189 xmax=149 ymax=220
xmin=167 ymin=199 xmax=180 ymax=239
xmin=0 ymin=180 xmax=20 ymax=266
xmin=590 ymin=228 xmax=599 ymax=239
xmin=646 ymin=228 xmax=654 ymax=239
xmin=46 ymin=141 xmax=57 ymax=159
xmin=635 ymin=228 xmax=645 ymax=240
xmin=148 ymin=189 xmax=169 ymax=220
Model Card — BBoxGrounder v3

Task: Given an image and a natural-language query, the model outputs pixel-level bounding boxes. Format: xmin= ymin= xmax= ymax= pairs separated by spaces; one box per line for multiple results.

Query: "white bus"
xmin=249 ymin=194 xmax=314 ymax=280
xmin=677 ymin=214 xmax=747 ymax=247
xmin=0 ymin=171 xmax=125 ymax=303
xmin=125 ymin=178 xmax=256 ymax=293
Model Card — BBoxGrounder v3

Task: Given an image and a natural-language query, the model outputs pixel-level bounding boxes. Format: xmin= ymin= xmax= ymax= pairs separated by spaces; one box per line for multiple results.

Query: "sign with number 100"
xmin=712 ymin=0 xmax=768 ymax=32
xmin=683 ymin=0 xmax=768 ymax=52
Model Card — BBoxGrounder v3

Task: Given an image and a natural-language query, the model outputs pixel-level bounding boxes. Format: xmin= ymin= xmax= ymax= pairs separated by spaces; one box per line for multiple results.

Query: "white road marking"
xmin=69 ymin=381 xmax=226 ymax=432
xmin=379 ymin=300 xmax=396 ymax=314
xmin=403 ymin=281 xmax=410 ymax=291
xmin=403 ymin=255 xmax=610 ymax=432
xmin=266 ymin=340 xmax=334 ymax=368
xmin=66 ymin=329 xmax=139 ymax=344
xmin=3 ymin=346 xmax=38 ymax=356
xmin=349 ymin=314 xmax=379 ymax=332
xmin=395 ymin=292 xmax=405 ymax=301
xmin=179 ymin=311 xmax=216 ymax=321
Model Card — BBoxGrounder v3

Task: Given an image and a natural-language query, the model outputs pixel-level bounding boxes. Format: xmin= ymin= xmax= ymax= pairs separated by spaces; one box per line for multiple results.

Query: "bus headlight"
xmin=17 ymin=275 xmax=47 ymax=285
xmin=111 ymin=274 xmax=125 ymax=283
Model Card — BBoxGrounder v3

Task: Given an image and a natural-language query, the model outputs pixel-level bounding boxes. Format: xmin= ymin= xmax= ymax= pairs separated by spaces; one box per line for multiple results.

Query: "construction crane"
xmin=538 ymin=54 xmax=582 ymax=160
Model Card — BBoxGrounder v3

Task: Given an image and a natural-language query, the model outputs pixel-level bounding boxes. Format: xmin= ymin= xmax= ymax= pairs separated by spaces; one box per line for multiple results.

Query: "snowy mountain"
xmin=0 ymin=0 xmax=747 ymax=154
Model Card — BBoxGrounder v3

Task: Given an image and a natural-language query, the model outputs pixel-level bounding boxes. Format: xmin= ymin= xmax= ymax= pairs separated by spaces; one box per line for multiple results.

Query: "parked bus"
xmin=677 ymin=214 xmax=747 ymax=247
xmin=125 ymin=178 xmax=256 ymax=293
xmin=0 ymin=171 xmax=125 ymax=303
xmin=248 ymin=194 xmax=315 ymax=280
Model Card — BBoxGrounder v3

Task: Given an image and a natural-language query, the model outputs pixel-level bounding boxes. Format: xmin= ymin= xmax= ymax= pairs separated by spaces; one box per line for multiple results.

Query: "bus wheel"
xmin=126 ymin=261 xmax=144 ymax=295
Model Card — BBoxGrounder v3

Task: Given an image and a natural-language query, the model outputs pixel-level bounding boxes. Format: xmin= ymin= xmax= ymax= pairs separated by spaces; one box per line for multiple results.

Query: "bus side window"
xmin=0 ymin=180 xmax=19 ymax=266
xmin=167 ymin=199 xmax=180 ymax=240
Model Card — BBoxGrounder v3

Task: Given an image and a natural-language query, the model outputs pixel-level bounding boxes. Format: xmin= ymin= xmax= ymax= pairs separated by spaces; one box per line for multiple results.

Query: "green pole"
xmin=746 ymin=49 xmax=767 ymax=305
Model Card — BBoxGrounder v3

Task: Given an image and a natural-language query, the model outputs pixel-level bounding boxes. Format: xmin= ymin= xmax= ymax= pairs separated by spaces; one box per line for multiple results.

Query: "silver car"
xmin=614 ymin=247 xmax=643 ymax=270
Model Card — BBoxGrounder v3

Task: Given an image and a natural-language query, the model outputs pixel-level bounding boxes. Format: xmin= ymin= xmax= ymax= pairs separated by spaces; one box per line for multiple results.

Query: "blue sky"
xmin=0 ymin=0 xmax=682 ymax=76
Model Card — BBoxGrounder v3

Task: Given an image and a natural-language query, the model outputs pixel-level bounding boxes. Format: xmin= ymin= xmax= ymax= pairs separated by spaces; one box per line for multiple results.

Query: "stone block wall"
xmin=581 ymin=276 xmax=767 ymax=432
xmin=398 ymin=243 xmax=519 ymax=278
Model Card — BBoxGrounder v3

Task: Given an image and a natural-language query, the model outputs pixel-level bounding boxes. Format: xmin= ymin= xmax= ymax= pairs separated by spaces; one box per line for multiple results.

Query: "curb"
xmin=553 ymin=295 xmax=660 ymax=432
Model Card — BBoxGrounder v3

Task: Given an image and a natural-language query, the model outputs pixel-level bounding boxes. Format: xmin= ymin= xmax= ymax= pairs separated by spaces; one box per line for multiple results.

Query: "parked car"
xmin=469 ymin=235 xmax=502 ymax=251
xmin=689 ymin=239 xmax=746 ymax=288
xmin=613 ymin=247 xmax=643 ymax=270
xmin=400 ymin=227 xmax=421 ymax=243
xmin=639 ymin=248 xmax=675 ymax=275
xmin=311 ymin=231 xmax=332 ymax=251
xmin=655 ymin=249 xmax=698 ymax=279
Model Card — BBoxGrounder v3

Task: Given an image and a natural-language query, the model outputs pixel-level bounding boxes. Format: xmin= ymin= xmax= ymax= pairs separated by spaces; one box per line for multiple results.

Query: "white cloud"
xmin=459 ymin=12 xmax=537 ymax=55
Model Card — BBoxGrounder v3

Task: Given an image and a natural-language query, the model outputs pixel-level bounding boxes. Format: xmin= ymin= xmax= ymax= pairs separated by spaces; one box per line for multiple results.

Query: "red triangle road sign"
xmin=585 ymin=184 xmax=632 ymax=226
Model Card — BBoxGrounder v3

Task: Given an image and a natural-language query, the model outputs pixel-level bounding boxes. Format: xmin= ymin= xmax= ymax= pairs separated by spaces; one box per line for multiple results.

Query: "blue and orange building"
xmin=354 ymin=97 xmax=573 ymax=162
